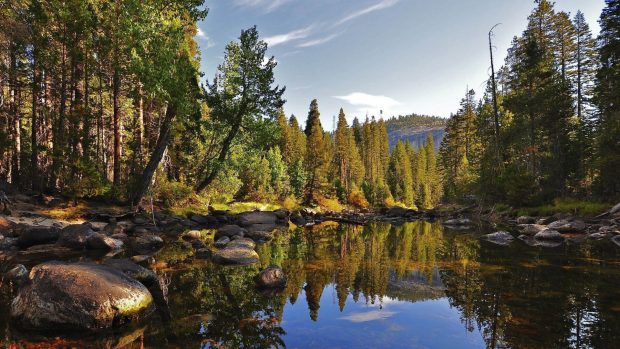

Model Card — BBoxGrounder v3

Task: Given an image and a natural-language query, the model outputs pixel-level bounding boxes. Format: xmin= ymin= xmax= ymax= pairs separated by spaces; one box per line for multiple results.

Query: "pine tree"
xmin=594 ymin=0 xmax=620 ymax=200
xmin=304 ymin=100 xmax=330 ymax=204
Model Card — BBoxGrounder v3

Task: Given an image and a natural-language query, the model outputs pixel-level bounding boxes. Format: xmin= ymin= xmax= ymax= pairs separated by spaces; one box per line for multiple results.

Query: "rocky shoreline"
xmin=1 ymin=194 xmax=619 ymax=334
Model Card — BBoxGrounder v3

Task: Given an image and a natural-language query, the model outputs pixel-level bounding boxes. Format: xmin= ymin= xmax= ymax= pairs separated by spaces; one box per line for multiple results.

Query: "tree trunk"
xmin=9 ymin=43 xmax=21 ymax=187
xmin=31 ymin=50 xmax=40 ymax=191
xmin=133 ymin=103 xmax=176 ymax=207
xmin=195 ymin=117 xmax=243 ymax=192
xmin=112 ymin=65 xmax=121 ymax=187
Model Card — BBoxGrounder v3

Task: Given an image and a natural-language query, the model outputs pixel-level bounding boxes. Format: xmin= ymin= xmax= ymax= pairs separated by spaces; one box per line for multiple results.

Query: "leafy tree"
xmin=196 ymin=26 xmax=285 ymax=192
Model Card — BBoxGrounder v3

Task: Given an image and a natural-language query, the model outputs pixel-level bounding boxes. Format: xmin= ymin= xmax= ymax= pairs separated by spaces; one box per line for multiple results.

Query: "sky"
xmin=195 ymin=0 xmax=606 ymax=130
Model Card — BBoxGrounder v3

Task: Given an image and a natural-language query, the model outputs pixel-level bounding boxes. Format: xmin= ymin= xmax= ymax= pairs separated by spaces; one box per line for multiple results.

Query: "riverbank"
xmin=1 ymin=192 xmax=619 ymax=336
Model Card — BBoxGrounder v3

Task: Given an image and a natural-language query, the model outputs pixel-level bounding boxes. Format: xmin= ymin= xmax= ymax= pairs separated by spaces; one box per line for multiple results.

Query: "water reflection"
xmin=1 ymin=221 xmax=620 ymax=348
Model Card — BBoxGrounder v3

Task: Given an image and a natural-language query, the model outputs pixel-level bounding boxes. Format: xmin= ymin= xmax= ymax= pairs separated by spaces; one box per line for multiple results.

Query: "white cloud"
xmin=264 ymin=26 xmax=312 ymax=47
xmin=339 ymin=310 xmax=396 ymax=323
xmin=233 ymin=0 xmax=291 ymax=13
xmin=195 ymin=28 xmax=215 ymax=49
xmin=334 ymin=92 xmax=401 ymax=109
xmin=336 ymin=0 xmax=399 ymax=26
xmin=297 ymin=33 xmax=340 ymax=48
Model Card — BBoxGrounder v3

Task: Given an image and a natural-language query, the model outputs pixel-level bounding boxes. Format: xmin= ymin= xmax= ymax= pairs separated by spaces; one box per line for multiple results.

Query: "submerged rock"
xmin=534 ymin=229 xmax=564 ymax=241
xmin=17 ymin=227 xmax=60 ymax=248
xmin=256 ymin=266 xmax=287 ymax=288
xmin=482 ymin=231 xmax=515 ymax=246
xmin=10 ymin=262 xmax=154 ymax=331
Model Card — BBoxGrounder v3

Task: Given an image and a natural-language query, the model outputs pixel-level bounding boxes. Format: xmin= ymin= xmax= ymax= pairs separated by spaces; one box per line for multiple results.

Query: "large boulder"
xmin=547 ymin=219 xmax=586 ymax=233
xmin=386 ymin=206 xmax=408 ymax=218
xmin=57 ymin=224 xmax=96 ymax=249
xmin=482 ymin=231 xmax=515 ymax=246
xmin=256 ymin=266 xmax=287 ymax=288
xmin=10 ymin=262 xmax=154 ymax=331
xmin=215 ymin=225 xmax=246 ymax=240
xmin=17 ymin=226 xmax=60 ymax=248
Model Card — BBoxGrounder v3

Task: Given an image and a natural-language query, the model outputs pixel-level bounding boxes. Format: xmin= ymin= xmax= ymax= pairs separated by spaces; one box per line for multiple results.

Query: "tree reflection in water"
xmin=2 ymin=221 xmax=619 ymax=348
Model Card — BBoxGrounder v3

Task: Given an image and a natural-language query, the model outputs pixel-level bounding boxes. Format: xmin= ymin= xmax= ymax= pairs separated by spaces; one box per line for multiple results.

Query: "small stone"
xmin=482 ymin=231 xmax=514 ymax=246
xmin=87 ymin=233 xmax=124 ymax=250
xmin=534 ymin=229 xmax=564 ymax=241
xmin=516 ymin=216 xmax=536 ymax=224
xmin=4 ymin=264 xmax=28 ymax=285
xmin=195 ymin=248 xmax=212 ymax=259
xmin=518 ymin=224 xmax=546 ymax=235
xmin=215 ymin=236 xmax=230 ymax=248
xmin=256 ymin=266 xmax=287 ymax=288
xmin=183 ymin=230 xmax=203 ymax=240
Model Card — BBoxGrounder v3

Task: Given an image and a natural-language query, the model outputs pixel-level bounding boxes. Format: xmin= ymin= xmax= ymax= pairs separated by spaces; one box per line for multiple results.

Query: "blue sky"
xmin=196 ymin=0 xmax=605 ymax=130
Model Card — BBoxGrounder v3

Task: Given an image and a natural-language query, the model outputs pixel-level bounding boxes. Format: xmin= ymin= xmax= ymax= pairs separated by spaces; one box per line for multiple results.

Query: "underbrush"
xmin=513 ymin=198 xmax=610 ymax=217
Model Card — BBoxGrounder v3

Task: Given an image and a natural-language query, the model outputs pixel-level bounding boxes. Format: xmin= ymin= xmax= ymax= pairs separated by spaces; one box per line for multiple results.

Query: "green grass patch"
xmin=513 ymin=198 xmax=610 ymax=217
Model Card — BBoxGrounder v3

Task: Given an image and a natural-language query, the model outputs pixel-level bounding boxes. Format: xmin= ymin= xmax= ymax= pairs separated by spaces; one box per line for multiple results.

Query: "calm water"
xmin=2 ymin=221 xmax=620 ymax=348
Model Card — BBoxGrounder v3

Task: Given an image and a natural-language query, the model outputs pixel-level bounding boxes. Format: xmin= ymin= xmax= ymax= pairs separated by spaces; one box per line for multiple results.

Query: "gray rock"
xmin=212 ymin=241 xmax=259 ymax=265
xmin=182 ymin=230 xmax=204 ymax=240
xmin=131 ymin=255 xmax=154 ymax=266
xmin=195 ymin=248 xmax=212 ymax=259
xmin=444 ymin=218 xmax=472 ymax=226
xmin=133 ymin=217 xmax=148 ymax=225
xmin=613 ymin=235 xmax=620 ymax=247
xmin=215 ymin=236 xmax=230 ymax=248
xmin=103 ymin=259 xmax=158 ymax=286
xmin=17 ymin=227 xmax=60 ymax=248
xmin=215 ymin=225 xmax=246 ymax=240
xmin=482 ymin=231 xmax=515 ymax=246
xmin=130 ymin=234 xmax=164 ymax=253
xmin=4 ymin=264 xmax=28 ymax=285
xmin=290 ymin=212 xmax=307 ymax=226
xmin=87 ymin=233 xmax=124 ymax=250
xmin=227 ymin=237 xmax=256 ymax=250
xmin=547 ymin=219 xmax=586 ymax=233
xmin=110 ymin=232 xmax=129 ymax=242
xmin=256 ymin=266 xmax=287 ymax=288
xmin=245 ymin=230 xmax=274 ymax=241
xmin=57 ymin=224 xmax=96 ymax=249
xmin=587 ymin=232 xmax=607 ymax=240
xmin=237 ymin=211 xmax=279 ymax=227
xmin=609 ymin=203 xmax=620 ymax=215
xmin=189 ymin=215 xmax=210 ymax=225
xmin=516 ymin=216 xmax=536 ymax=224
xmin=518 ymin=224 xmax=547 ymax=235
xmin=534 ymin=229 xmax=564 ymax=241
xmin=10 ymin=262 xmax=154 ymax=331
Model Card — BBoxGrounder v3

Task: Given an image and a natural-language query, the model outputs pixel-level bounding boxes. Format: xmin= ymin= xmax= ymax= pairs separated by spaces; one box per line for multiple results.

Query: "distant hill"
xmin=384 ymin=114 xmax=447 ymax=151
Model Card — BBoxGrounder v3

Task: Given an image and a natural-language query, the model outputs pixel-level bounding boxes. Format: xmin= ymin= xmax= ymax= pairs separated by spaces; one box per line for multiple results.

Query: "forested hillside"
xmin=0 ymin=0 xmax=441 ymax=211
xmin=384 ymin=114 xmax=446 ymax=151
xmin=439 ymin=0 xmax=620 ymax=205
xmin=1 ymin=0 xmax=618 ymax=211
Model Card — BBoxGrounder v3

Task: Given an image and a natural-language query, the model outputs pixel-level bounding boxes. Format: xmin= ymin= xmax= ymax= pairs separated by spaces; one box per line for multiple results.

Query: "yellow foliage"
xmin=316 ymin=194 xmax=344 ymax=213
xmin=347 ymin=189 xmax=369 ymax=209
xmin=282 ymin=196 xmax=300 ymax=211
